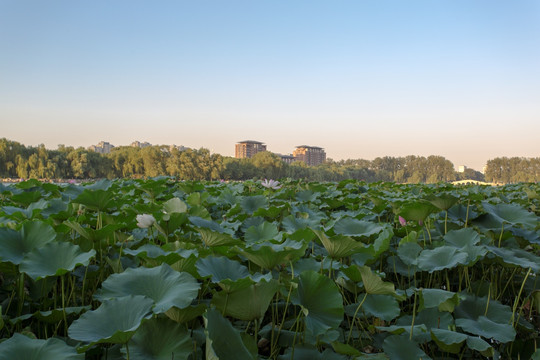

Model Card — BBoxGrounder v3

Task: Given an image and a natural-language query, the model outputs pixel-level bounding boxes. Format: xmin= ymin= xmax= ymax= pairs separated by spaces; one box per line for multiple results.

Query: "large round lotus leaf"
xmin=0 ymin=221 xmax=56 ymax=265
xmin=430 ymin=329 xmax=467 ymax=354
xmin=398 ymin=201 xmax=439 ymax=222
xmin=245 ymin=222 xmax=280 ymax=243
xmin=197 ymin=228 xmax=240 ymax=247
xmin=382 ymin=335 xmax=432 ymax=360
xmin=345 ymin=294 xmax=400 ymax=321
xmin=68 ymin=295 xmax=154 ymax=350
xmin=417 ymin=246 xmax=468 ymax=273
xmin=332 ymin=218 xmax=383 ymax=237
xmin=488 ymin=246 xmax=540 ymax=273
xmin=20 ymin=242 xmax=96 ymax=280
xmin=291 ymin=270 xmax=344 ymax=338
xmin=419 ymin=289 xmax=460 ymax=313
xmin=73 ymin=189 xmax=115 ymax=211
xmin=426 ymin=193 xmax=459 ymax=211
xmin=163 ymin=197 xmax=188 ymax=214
xmin=0 ymin=333 xmax=83 ymax=360
xmin=196 ymin=256 xmax=249 ymax=282
xmin=212 ymin=279 xmax=279 ymax=321
xmin=235 ymin=239 xmax=308 ymax=270
xmin=465 ymin=336 xmax=494 ymax=357
xmin=454 ymin=294 xmax=513 ymax=324
xmin=240 ymin=195 xmax=269 ymax=215
xmin=94 ymin=264 xmax=200 ymax=314
xmin=444 ymin=228 xmax=481 ymax=248
xmin=456 ymin=316 xmax=516 ymax=343
xmin=358 ymin=266 xmax=396 ymax=295
xmin=312 ymin=230 xmax=363 ymax=259
xmin=205 ymin=308 xmax=256 ymax=360
xmin=481 ymin=201 xmax=538 ymax=229
xmin=122 ymin=317 xmax=192 ymax=360
xmin=281 ymin=215 xmax=321 ymax=233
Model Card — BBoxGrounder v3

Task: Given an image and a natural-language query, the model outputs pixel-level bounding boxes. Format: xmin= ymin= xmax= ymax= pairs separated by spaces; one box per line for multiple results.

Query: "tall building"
xmin=131 ymin=141 xmax=152 ymax=148
xmin=235 ymin=140 xmax=267 ymax=158
xmin=88 ymin=141 xmax=115 ymax=154
xmin=293 ymin=145 xmax=326 ymax=166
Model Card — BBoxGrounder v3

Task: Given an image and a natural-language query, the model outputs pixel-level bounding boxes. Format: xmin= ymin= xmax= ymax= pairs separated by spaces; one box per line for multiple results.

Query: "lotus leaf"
xmin=240 ymin=195 xmax=269 ymax=215
xmin=0 ymin=333 xmax=83 ymax=360
xmin=398 ymin=200 xmax=439 ymax=222
xmin=291 ymin=270 xmax=344 ymax=337
xmin=482 ymin=201 xmax=538 ymax=229
xmin=430 ymin=328 xmax=467 ymax=354
xmin=122 ymin=317 xmax=192 ymax=360
xmin=333 ymin=217 xmax=384 ymax=237
xmin=20 ymin=242 xmax=95 ymax=280
xmin=358 ymin=266 xmax=396 ymax=295
xmin=68 ymin=295 xmax=154 ymax=350
xmin=417 ymin=246 xmax=468 ymax=272
xmin=205 ymin=308 xmax=256 ymax=360
xmin=456 ymin=316 xmax=516 ymax=343
xmin=94 ymin=264 xmax=200 ymax=313
xmin=313 ymin=229 xmax=364 ymax=259
xmin=245 ymin=221 xmax=280 ymax=243
xmin=419 ymin=289 xmax=460 ymax=312
xmin=163 ymin=197 xmax=188 ymax=214
xmin=236 ymin=239 xmax=308 ymax=270
xmin=382 ymin=335 xmax=432 ymax=360
xmin=0 ymin=221 xmax=56 ymax=265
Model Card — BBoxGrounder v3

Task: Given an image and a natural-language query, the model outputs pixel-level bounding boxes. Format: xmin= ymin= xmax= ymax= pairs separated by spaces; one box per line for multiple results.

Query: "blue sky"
xmin=1 ymin=0 xmax=539 ymax=171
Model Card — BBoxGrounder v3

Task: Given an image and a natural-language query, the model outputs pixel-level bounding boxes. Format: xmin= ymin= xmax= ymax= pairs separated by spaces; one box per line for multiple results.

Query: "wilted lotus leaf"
xmin=94 ymin=264 xmax=200 ymax=314
xmin=0 ymin=333 xmax=83 ymax=360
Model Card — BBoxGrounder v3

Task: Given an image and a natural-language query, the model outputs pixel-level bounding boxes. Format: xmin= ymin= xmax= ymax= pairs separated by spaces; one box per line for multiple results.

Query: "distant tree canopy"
xmin=1 ymin=138 xmax=536 ymax=183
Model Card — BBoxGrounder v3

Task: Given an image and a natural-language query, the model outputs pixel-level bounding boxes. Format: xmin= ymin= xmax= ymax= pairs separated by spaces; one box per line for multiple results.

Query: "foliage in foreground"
xmin=0 ymin=178 xmax=539 ymax=359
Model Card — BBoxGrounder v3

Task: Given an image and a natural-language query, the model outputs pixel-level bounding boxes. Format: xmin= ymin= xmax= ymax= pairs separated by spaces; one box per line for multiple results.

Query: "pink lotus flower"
xmin=398 ymin=216 xmax=407 ymax=226
xmin=261 ymin=179 xmax=282 ymax=190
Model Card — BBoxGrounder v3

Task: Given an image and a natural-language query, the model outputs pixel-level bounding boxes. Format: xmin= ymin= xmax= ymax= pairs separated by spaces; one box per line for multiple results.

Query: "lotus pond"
xmin=0 ymin=178 xmax=539 ymax=359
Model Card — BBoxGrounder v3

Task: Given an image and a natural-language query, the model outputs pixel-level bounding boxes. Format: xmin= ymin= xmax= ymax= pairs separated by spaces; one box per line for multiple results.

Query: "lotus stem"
xmin=61 ymin=276 xmax=68 ymax=335
xmin=347 ymin=293 xmax=368 ymax=344
xmin=512 ymin=267 xmax=532 ymax=328
xmin=410 ymin=289 xmax=417 ymax=340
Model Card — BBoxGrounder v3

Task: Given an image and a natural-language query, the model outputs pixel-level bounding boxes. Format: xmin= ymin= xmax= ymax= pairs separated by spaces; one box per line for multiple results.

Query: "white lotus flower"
xmin=136 ymin=214 xmax=156 ymax=228
xmin=261 ymin=179 xmax=281 ymax=190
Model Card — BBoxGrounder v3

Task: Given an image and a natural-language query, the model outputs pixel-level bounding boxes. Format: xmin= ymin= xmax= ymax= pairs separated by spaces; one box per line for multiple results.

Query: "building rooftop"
xmin=237 ymin=140 xmax=265 ymax=144
xmin=295 ymin=145 xmax=324 ymax=149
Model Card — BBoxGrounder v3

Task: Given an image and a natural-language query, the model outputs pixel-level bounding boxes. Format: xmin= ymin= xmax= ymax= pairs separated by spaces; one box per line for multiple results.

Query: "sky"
xmin=1 ymin=1 xmax=539 ymax=171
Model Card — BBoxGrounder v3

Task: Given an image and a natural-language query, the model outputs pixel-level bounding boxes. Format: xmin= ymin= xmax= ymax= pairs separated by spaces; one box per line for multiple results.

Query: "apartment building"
xmin=88 ymin=141 xmax=115 ymax=154
xmin=235 ymin=140 xmax=267 ymax=158
xmin=293 ymin=145 xmax=326 ymax=166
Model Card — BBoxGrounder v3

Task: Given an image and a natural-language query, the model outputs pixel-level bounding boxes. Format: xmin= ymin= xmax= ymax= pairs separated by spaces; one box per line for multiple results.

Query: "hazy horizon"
xmin=1 ymin=1 xmax=539 ymax=172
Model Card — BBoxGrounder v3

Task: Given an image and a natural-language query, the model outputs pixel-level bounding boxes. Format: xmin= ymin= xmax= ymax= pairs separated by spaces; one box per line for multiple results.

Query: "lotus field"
xmin=0 ymin=178 xmax=539 ymax=359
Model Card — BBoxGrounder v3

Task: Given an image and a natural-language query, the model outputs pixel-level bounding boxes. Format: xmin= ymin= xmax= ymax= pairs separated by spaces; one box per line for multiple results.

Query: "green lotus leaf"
xmin=235 ymin=239 xmax=308 ymax=271
xmin=189 ymin=216 xmax=226 ymax=232
xmin=197 ymin=228 xmax=240 ymax=247
xmin=205 ymin=308 xmax=256 ymax=360
xmin=398 ymin=200 xmax=439 ymax=222
xmin=396 ymin=242 xmax=422 ymax=266
xmin=240 ymin=195 xmax=269 ymax=215
xmin=94 ymin=264 xmax=200 ymax=314
xmin=10 ymin=189 xmax=42 ymax=206
xmin=20 ymin=242 xmax=95 ymax=280
xmin=456 ymin=316 xmax=516 ymax=343
xmin=281 ymin=215 xmax=321 ymax=233
xmin=196 ymin=256 xmax=249 ymax=282
xmin=345 ymin=294 xmax=400 ymax=321
xmin=488 ymin=246 xmax=540 ymax=272
xmin=419 ymin=289 xmax=460 ymax=312
xmin=313 ymin=230 xmax=364 ymax=259
xmin=382 ymin=335 xmax=432 ymax=360
xmin=0 ymin=333 xmax=83 ymax=360
xmin=444 ymin=228 xmax=482 ymax=247
xmin=245 ymin=221 xmax=280 ymax=243
xmin=430 ymin=328 xmax=467 ymax=354
xmin=122 ymin=317 xmax=192 ymax=360
xmin=426 ymin=193 xmax=459 ymax=211
xmin=278 ymin=345 xmax=349 ymax=360
xmin=163 ymin=197 xmax=188 ymax=214
xmin=68 ymin=295 xmax=154 ymax=350
xmin=165 ymin=303 xmax=207 ymax=323
xmin=291 ymin=270 xmax=344 ymax=338
xmin=482 ymin=201 xmax=538 ymax=229
xmin=212 ymin=279 xmax=279 ymax=321
xmin=358 ymin=266 xmax=396 ymax=295
xmin=454 ymin=293 xmax=513 ymax=324
xmin=73 ymin=189 xmax=115 ymax=211
xmin=417 ymin=246 xmax=468 ymax=273
xmin=332 ymin=218 xmax=384 ymax=237
xmin=0 ymin=221 xmax=57 ymax=265
xmin=465 ymin=336 xmax=494 ymax=357
xmin=33 ymin=306 xmax=91 ymax=323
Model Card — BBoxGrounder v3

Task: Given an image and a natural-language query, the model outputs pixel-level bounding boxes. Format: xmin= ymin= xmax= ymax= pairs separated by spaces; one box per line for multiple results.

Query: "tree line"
xmin=0 ymin=138 xmax=536 ymax=183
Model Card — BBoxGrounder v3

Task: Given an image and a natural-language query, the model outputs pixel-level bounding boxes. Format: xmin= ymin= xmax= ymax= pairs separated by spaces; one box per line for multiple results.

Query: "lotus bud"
xmin=136 ymin=214 xmax=156 ymax=228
